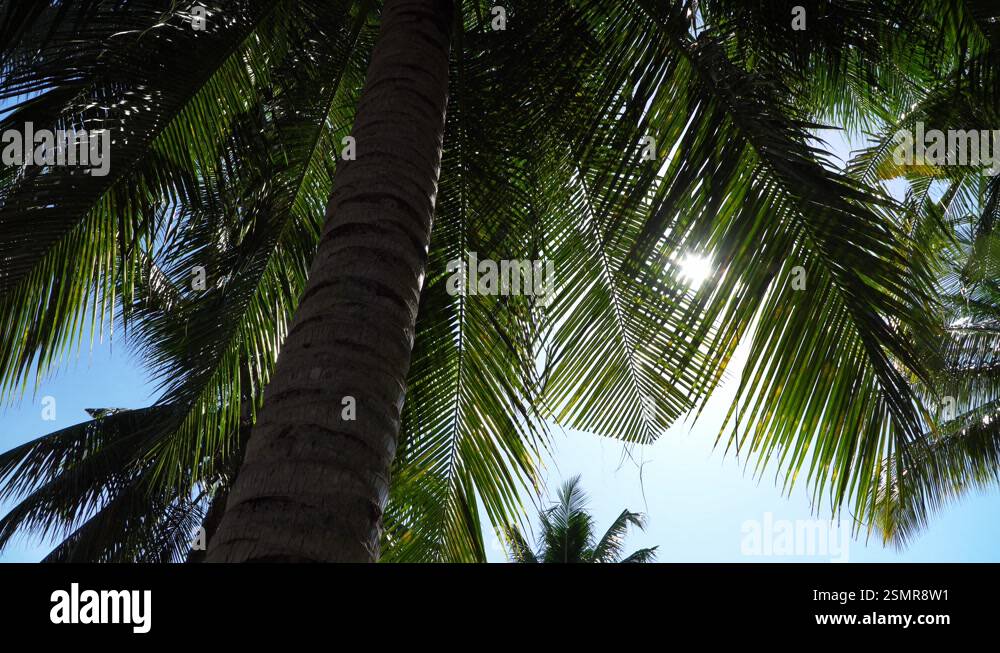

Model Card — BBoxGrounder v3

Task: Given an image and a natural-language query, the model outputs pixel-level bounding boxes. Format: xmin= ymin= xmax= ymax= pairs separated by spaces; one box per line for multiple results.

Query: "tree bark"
xmin=206 ymin=0 xmax=453 ymax=562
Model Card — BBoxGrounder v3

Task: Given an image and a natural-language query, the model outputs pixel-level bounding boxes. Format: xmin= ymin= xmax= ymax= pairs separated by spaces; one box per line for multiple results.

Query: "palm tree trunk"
xmin=206 ymin=0 xmax=454 ymax=562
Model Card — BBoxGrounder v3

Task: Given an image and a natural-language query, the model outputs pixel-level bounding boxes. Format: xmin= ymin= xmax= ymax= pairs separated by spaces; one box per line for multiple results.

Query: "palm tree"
xmin=872 ymin=211 xmax=1000 ymax=547
xmin=1 ymin=0 xmax=997 ymax=562
xmin=841 ymin=6 xmax=1000 ymax=546
xmin=201 ymin=0 xmax=456 ymax=562
xmin=505 ymin=476 xmax=656 ymax=563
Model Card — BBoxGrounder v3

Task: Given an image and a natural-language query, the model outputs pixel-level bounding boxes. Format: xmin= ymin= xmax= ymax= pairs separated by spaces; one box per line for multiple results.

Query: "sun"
xmin=677 ymin=253 xmax=713 ymax=290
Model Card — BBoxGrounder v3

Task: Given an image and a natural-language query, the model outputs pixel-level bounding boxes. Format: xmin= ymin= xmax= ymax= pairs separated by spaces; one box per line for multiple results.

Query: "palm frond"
xmin=591 ymin=509 xmax=648 ymax=563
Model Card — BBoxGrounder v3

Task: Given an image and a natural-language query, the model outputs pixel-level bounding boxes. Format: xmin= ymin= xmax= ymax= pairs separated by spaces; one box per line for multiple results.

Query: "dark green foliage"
xmin=2 ymin=0 xmax=999 ymax=561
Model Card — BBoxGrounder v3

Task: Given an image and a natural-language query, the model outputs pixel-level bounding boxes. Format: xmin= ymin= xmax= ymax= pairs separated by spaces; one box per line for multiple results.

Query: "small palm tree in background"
xmin=505 ymin=476 xmax=656 ymax=564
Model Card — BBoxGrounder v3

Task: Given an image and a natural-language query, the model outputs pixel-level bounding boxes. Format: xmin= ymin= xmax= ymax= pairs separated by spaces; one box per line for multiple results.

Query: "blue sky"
xmin=485 ymin=374 xmax=1000 ymax=563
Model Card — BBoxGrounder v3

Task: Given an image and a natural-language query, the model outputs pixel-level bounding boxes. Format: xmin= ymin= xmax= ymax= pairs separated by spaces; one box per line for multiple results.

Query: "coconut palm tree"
xmin=1 ymin=0 xmax=996 ymax=562
xmin=840 ymin=6 xmax=1000 ymax=546
xmin=872 ymin=209 xmax=1000 ymax=548
xmin=505 ymin=476 xmax=657 ymax=563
